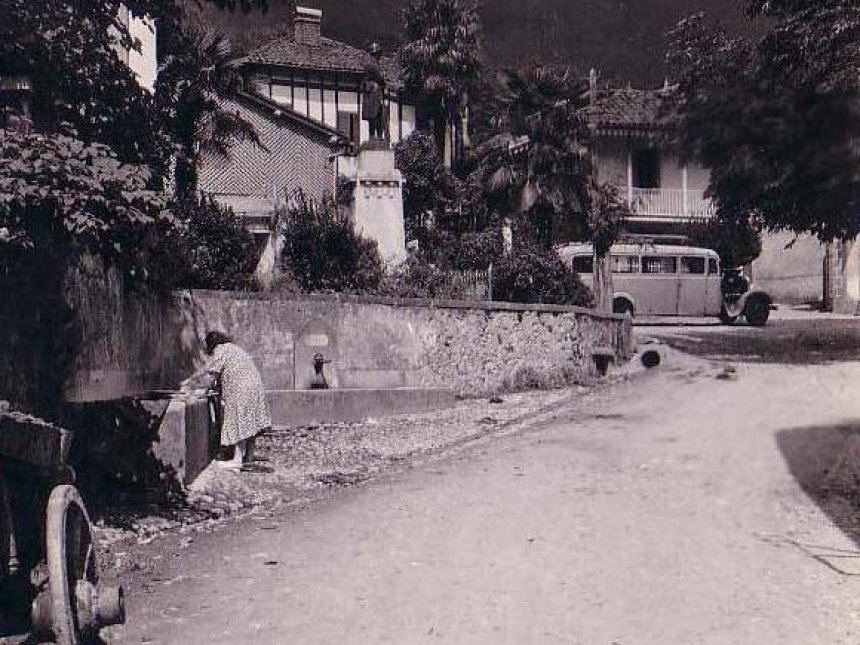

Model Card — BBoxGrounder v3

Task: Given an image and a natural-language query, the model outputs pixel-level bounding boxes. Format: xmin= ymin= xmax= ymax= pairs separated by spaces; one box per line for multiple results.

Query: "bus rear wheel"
xmin=613 ymin=298 xmax=634 ymax=316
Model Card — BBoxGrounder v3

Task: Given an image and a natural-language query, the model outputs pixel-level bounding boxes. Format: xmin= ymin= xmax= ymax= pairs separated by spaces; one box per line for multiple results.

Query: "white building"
xmin=586 ymin=84 xmax=830 ymax=306
xmin=115 ymin=5 xmax=158 ymax=92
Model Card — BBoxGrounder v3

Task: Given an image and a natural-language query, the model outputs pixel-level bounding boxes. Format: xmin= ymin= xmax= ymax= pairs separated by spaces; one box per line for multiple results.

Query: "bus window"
xmin=611 ymin=255 xmax=640 ymax=274
xmin=708 ymin=258 xmax=719 ymax=275
xmin=681 ymin=256 xmax=706 ymax=275
xmin=571 ymin=255 xmax=593 ymax=273
xmin=642 ymin=256 xmax=677 ymax=274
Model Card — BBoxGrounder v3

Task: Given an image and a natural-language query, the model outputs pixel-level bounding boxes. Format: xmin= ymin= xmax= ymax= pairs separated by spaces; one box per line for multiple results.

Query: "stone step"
xmin=266 ymin=387 xmax=456 ymax=427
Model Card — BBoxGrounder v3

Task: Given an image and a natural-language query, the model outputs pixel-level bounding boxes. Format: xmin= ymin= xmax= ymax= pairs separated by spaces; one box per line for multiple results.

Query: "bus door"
xmin=610 ymin=252 xmax=640 ymax=306
xmin=678 ymin=255 xmax=708 ymax=315
xmin=640 ymin=254 xmax=679 ymax=315
xmin=704 ymin=257 xmax=723 ymax=315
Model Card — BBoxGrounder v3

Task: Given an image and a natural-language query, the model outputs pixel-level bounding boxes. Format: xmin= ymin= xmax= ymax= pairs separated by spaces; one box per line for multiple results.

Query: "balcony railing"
xmin=624 ymin=187 xmax=716 ymax=222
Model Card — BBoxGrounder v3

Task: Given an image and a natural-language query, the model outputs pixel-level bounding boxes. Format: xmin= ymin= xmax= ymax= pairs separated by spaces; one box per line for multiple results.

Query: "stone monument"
xmin=351 ymin=44 xmax=407 ymax=264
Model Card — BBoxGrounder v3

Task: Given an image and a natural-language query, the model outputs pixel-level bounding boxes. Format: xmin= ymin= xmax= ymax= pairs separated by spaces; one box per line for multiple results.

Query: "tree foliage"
xmin=171 ymin=197 xmax=259 ymax=290
xmin=476 ymin=66 xmax=624 ymax=249
xmin=399 ymin=0 xmax=482 ymax=162
xmin=0 ymin=0 xmax=270 ymax=167
xmin=280 ymin=193 xmax=384 ymax=294
xmin=686 ymin=216 xmax=763 ymax=268
xmin=156 ymin=26 xmax=261 ymax=198
xmin=394 ymin=132 xmax=455 ymax=246
xmin=0 ymin=130 xmax=171 ymax=278
xmin=667 ymin=4 xmax=860 ymax=241
xmin=0 ymin=0 xmax=164 ymax=164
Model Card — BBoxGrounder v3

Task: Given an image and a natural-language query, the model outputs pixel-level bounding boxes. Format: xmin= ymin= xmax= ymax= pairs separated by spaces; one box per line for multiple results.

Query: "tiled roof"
xmin=240 ymin=36 xmax=404 ymax=89
xmin=584 ymin=87 xmax=680 ymax=134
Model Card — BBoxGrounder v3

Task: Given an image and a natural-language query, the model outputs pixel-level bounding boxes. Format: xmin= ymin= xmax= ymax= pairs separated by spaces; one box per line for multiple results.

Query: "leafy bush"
xmin=395 ymin=132 xmax=455 ymax=249
xmin=491 ymin=245 xmax=593 ymax=306
xmin=381 ymin=258 xmax=458 ymax=299
xmin=687 ymin=216 xmax=762 ymax=268
xmin=171 ymin=197 xmax=259 ymax=290
xmin=380 ymin=257 xmax=490 ymax=300
xmin=280 ymin=193 xmax=384 ymax=294
xmin=441 ymin=227 xmax=505 ymax=270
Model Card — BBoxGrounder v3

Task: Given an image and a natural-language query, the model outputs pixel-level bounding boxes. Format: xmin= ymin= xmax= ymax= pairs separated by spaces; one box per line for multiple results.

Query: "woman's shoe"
xmin=215 ymin=457 xmax=241 ymax=471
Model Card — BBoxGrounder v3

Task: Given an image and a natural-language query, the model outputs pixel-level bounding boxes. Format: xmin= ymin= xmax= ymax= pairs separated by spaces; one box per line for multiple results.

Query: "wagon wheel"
xmin=45 ymin=485 xmax=98 ymax=645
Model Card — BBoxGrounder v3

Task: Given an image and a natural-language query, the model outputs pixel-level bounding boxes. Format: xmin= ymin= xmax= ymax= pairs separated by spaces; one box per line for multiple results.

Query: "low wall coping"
xmin=178 ymin=290 xmax=627 ymax=322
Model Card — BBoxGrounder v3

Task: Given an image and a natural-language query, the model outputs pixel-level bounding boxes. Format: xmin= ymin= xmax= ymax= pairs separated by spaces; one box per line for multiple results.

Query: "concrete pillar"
xmin=351 ymin=143 xmax=407 ymax=265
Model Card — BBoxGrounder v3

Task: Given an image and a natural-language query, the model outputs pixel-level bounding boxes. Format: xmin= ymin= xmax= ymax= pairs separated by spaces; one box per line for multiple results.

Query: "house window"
xmin=271 ymin=83 xmax=292 ymax=108
xmin=632 ymin=149 xmax=661 ymax=189
xmin=293 ymin=85 xmax=308 ymax=116
xmin=323 ymin=89 xmax=337 ymax=129
xmin=337 ymin=111 xmax=360 ymax=148
xmin=308 ymin=85 xmax=323 ymax=122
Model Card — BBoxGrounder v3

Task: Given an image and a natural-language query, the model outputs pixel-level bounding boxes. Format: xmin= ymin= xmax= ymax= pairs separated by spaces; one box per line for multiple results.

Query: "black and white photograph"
xmin=2 ymin=0 xmax=860 ymax=642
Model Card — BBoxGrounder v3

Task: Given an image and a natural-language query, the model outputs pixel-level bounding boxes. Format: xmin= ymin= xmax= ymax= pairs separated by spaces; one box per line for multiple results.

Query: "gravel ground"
xmin=96 ymin=374 xmax=637 ymax=573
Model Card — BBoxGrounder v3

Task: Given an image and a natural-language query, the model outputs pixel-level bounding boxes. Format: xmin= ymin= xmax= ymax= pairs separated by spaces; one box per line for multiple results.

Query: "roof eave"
xmin=235 ymin=90 xmax=349 ymax=145
xmin=239 ymin=60 xmax=405 ymax=92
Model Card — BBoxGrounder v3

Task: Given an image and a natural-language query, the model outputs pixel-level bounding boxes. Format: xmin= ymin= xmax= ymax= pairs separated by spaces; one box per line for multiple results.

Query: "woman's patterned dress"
xmin=205 ymin=343 xmax=272 ymax=446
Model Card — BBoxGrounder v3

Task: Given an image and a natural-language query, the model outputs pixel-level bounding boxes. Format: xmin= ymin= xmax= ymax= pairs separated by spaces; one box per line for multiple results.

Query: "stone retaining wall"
xmin=65 ymin=289 xmax=633 ymax=401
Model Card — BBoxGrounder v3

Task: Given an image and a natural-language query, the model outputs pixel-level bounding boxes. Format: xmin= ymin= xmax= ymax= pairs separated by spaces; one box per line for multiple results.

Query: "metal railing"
xmin=625 ymin=188 xmax=716 ymax=221
xmin=439 ymin=268 xmax=493 ymax=301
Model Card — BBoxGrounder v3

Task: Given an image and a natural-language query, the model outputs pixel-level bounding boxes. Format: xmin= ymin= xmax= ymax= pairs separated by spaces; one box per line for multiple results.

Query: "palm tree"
xmin=399 ymin=0 xmax=481 ymax=169
xmin=477 ymin=66 xmax=593 ymax=245
xmin=156 ymin=25 xmax=261 ymax=199
xmin=476 ymin=65 xmax=625 ymax=310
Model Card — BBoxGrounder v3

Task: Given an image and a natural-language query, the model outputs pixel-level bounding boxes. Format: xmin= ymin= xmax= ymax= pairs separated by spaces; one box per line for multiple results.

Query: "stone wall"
xmin=65 ymin=289 xmax=633 ymax=402
xmin=751 ymin=232 xmax=825 ymax=305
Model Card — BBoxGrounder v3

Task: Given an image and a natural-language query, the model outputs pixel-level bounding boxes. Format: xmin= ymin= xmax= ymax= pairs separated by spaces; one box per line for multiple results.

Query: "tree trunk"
xmin=434 ymin=116 xmax=449 ymax=169
xmin=593 ymin=250 xmax=613 ymax=313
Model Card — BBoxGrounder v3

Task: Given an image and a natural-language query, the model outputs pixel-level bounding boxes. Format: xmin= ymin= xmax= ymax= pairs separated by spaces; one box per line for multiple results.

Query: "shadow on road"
xmin=777 ymin=423 xmax=860 ymax=551
xmin=652 ymin=319 xmax=860 ymax=365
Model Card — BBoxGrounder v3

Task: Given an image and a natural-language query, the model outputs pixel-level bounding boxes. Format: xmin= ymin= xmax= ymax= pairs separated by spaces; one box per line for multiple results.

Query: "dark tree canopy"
xmin=0 ymin=0 xmax=273 ymax=164
xmin=476 ymin=66 xmax=622 ymax=250
xmin=0 ymin=0 xmax=164 ymax=163
xmin=667 ymin=2 xmax=860 ymax=241
xmin=399 ymin=0 xmax=482 ymax=163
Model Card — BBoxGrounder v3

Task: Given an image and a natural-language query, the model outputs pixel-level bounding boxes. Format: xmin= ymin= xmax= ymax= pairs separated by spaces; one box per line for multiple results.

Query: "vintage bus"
xmin=556 ymin=242 xmax=771 ymax=325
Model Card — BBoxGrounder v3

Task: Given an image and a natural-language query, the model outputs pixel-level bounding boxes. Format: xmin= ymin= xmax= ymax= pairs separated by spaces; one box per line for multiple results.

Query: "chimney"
xmin=295 ymin=6 xmax=322 ymax=46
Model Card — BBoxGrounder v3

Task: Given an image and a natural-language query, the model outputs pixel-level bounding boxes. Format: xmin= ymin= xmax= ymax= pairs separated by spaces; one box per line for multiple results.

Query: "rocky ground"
xmin=110 ymin=309 xmax=860 ymax=644
xmin=96 ymin=373 xmax=643 ymax=577
xmin=96 ymin=305 xmax=860 ymax=585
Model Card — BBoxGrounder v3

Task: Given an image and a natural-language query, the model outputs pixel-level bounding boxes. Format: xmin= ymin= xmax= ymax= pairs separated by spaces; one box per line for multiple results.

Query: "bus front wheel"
xmin=745 ymin=296 xmax=770 ymax=327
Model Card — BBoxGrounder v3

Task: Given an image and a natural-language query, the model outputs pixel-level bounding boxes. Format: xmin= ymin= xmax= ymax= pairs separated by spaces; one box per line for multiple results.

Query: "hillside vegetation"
xmin=201 ymin=0 xmax=744 ymax=86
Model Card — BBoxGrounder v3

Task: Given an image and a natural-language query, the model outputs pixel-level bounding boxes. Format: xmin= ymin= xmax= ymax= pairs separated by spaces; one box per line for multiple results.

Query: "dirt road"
xmin=113 ymin=333 xmax=860 ymax=644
